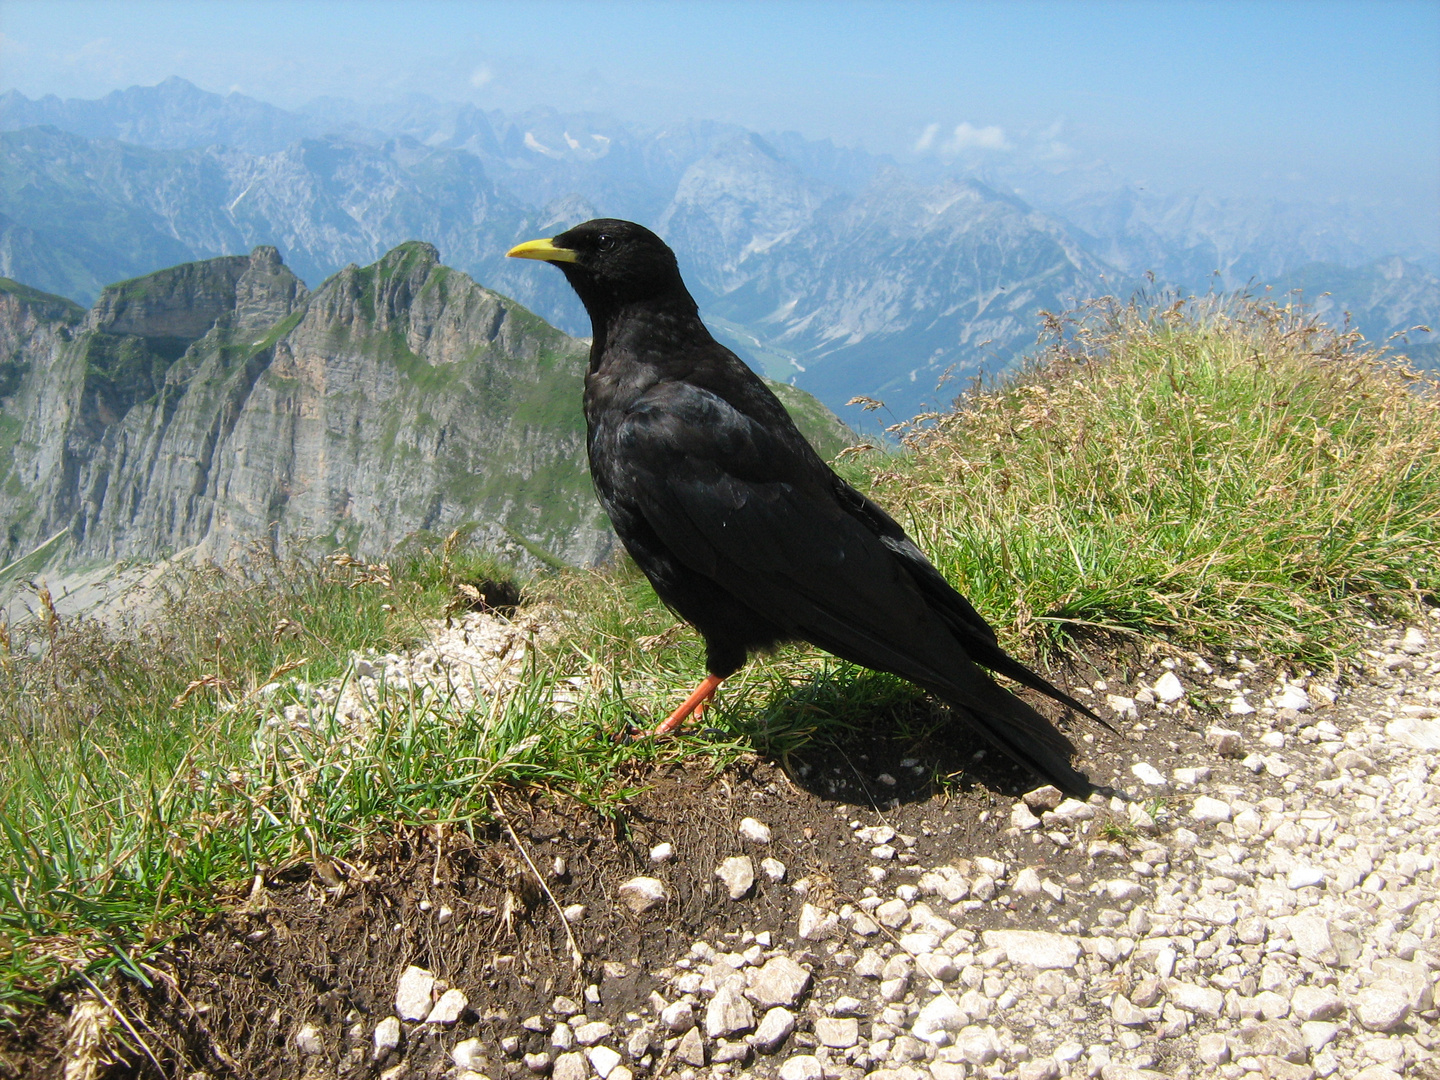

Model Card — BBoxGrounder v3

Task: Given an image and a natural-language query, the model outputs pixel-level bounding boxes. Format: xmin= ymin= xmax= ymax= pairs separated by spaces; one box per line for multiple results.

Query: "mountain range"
xmin=0 ymin=246 xmax=850 ymax=573
xmin=2 ymin=77 xmax=1436 ymax=425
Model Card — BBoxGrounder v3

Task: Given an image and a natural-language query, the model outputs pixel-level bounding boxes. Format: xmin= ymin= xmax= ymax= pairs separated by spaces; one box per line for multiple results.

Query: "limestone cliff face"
xmin=0 ymin=244 xmax=611 ymax=568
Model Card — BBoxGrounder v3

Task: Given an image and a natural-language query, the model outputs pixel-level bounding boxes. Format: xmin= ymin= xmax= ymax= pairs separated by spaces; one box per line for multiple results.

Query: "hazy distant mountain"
xmin=1 ymin=78 xmax=1435 ymax=421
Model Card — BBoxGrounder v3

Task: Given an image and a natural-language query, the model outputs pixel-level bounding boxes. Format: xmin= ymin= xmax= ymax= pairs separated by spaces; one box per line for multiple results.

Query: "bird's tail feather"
xmin=949 ymin=686 xmax=1091 ymax=796
xmin=964 ymin=640 xmax=1116 ymax=733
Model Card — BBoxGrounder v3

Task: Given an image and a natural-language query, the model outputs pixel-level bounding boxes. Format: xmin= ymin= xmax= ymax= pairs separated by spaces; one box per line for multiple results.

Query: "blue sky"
xmin=3 ymin=0 xmax=1438 ymax=211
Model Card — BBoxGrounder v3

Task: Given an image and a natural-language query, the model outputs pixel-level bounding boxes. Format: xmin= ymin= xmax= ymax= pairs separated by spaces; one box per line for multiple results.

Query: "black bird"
xmin=508 ymin=219 xmax=1099 ymax=794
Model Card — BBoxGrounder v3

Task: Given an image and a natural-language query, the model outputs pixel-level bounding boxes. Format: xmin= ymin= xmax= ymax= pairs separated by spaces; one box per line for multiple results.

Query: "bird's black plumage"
xmin=508 ymin=218 xmax=1098 ymax=794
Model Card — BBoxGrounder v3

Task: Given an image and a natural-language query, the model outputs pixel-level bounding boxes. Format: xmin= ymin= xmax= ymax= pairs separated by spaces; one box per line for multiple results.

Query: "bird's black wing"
xmin=606 ymin=379 xmax=1088 ymax=790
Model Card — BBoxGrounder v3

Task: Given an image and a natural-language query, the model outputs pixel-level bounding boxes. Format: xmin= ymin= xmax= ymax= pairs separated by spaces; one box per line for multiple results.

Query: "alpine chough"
xmin=508 ymin=218 xmax=1099 ymax=793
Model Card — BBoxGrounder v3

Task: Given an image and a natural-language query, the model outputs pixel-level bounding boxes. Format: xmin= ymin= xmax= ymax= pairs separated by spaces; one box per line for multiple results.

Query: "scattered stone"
xmin=955 ymin=1025 xmax=999 ymax=1065
xmin=748 ymin=956 xmax=812 ymax=1008
xmin=1024 ymin=785 xmax=1064 ymax=811
xmin=676 ymin=1027 xmax=706 ymax=1066
xmin=294 ymin=1024 xmax=323 ymax=1054
xmin=617 ymin=876 xmax=667 ymax=914
xmin=761 ymin=856 xmax=787 ymax=881
xmin=814 ymin=1017 xmax=858 ymax=1048
xmin=552 ymin=1051 xmax=587 ymax=1080
xmin=912 ymin=995 xmax=966 ymax=1041
xmin=395 ymin=965 xmax=436 ymax=1021
xmin=751 ymin=1006 xmax=796 ymax=1053
xmin=661 ymin=1000 xmax=695 ymax=1033
xmin=980 ymin=929 xmax=1081 ymax=969
xmin=1190 ymin=796 xmax=1232 ymax=824
xmin=1355 ymin=981 xmax=1411 ymax=1032
xmin=1291 ymin=986 xmax=1345 ymax=1022
xmin=649 ymin=843 xmax=675 ymax=863
xmin=777 ymin=1054 xmax=824 ymax=1080
xmin=1131 ymin=762 xmax=1167 ymax=786
xmin=705 ymin=983 xmax=755 ymax=1038
xmin=453 ymin=1037 xmax=488 ymax=1070
xmin=426 ymin=987 xmax=468 ymax=1025
xmin=1011 ymin=802 xmax=1042 ymax=830
xmin=716 ymin=855 xmax=755 ymax=900
xmin=574 ymin=1021 xmax=613 ymax=1046
xmin=1166 ymin=981 xmax=1224 ymax=1018
xmin=1154 ymin=671 xmax=1185 ymax=702
xmin=797 ymin=903 xmax=839 ymax=940
xmin=738 ymin=817 xmax=772 ymax=843
xmin=373 ymin=1016 xmax=401 ymax=1060
xmin=1273 ymin=684 xmax=1312 ymax=711
xmin=1206 ymin=727 xmax=1244 ymax=756
xmin=587 ymin=1045 xmax=622 ymax=1079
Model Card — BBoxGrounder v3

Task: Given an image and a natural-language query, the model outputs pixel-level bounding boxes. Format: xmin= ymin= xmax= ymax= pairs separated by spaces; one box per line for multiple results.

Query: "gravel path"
xmin=314 ymin=612 xmax=1440 ymax=1080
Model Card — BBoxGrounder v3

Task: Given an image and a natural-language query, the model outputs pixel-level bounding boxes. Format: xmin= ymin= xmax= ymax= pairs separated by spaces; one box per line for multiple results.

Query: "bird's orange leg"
xmin=654 ymin=674 xmax=724 ymax=736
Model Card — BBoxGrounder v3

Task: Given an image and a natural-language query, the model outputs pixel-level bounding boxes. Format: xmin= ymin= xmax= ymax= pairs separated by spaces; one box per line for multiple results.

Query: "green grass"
xmin=1 ymin=294 xmax=1438 ymax=1019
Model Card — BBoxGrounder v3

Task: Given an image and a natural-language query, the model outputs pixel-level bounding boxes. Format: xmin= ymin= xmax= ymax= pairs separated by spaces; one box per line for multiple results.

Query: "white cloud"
xmin=469 ymin=64 xmax=494 ymax=89
xmin=946 ymin=122 xmax=1009 ymax=152
xmin=914 ymin=122 xmax=940 ymax=152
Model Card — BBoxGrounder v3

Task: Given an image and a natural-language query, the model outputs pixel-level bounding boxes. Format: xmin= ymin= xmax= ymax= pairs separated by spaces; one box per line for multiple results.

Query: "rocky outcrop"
xmin=0 ymin=244 xmax=612 ymax=568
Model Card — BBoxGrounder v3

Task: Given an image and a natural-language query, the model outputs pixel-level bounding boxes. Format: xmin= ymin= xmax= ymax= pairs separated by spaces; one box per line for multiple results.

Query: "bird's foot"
xmin=653 ymin=674 xmax=724 ymax=736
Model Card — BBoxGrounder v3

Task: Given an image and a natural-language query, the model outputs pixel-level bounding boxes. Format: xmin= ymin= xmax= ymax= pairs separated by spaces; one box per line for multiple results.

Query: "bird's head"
xmin=507 ymin=218 xmax=689 ymax=318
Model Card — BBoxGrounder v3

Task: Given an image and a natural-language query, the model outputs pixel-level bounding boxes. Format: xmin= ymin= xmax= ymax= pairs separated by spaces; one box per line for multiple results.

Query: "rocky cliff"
xmin=0 ymin=245 xmax=852 ymax=573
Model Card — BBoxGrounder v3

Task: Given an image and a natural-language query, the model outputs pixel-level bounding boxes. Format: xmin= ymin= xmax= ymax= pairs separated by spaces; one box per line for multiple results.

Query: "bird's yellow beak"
xmin=506 ymin=237 xmax=579 ymax=263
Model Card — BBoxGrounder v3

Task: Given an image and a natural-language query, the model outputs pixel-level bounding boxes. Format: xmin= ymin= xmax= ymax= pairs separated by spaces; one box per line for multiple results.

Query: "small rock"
xmin=617 ymin=877 xmax=667 ymax=914
xmin=761 ymin=857 xmax=787 ymax=881
xmin=563 ymin=903 xmax=586 ymax=923
xmin=797 ymin=903 xmax=839 ymax=940
xmin=1105 ymin=878 xmax=1146 ymax=901
xmin=1166 ymin=981 xmax=1224 ymax=1018
xmin=1011 ymin=802 xmax=1042 ymax=830
xmin=1154 ymin=671 xmax=1185 ymax=702
xmin=1024 ymin=785 xmax=1064 ymax=811
xmin=1206 ymin=727 xmax=1244 ymax=756
xmin=395 ymin=965 xmax=436 ymax=1021
xmin=1019 ymin=1060 xmax=1061 ymax=1080
xmin=814 ymin=1017 xmax=858 ymax=1049
xmin=1197 ymin=1032 xmax=1229 ymax=1064
xmin=1012 ymin=867 xmax=1045 ymax=896
xmin=294 ymin=1024 xmax=324 ymax=1054
xmin=711 ymin=1040 xmax=750 ymax=1065
xmin=751 ymin=1006 xmax=796 ymax=1053
xmin=1174 ymin=766 xmax=1210 ymax=785
xmin=912 ymin=995 xmax=966 ymax=1040
xmin=705 ymin=983 xmax=755 ymax=1038
xmin=1190 ymin=796 xmax=1232 ymax=824
xmin=1131 ymin=762 xmax=1167 ymax=787
xmin=1273 ymin=684 xmax=1311 ymax=711
xmin=1230 ymin=695 xmax=1256 ymax=715
xmin=523 ymin=1051 xmax=552 ymax=1073
xmin=1355 ymin=980 xmax=1411 ymax=1032
xmin=453 ymin=1037 xmax=487 ymax=1070
xmin=676 ymin=1027 xmax=706 ymax=1066
xmin=649 ymin=842 xmax=675 ymax=863
xmin=777 ymin=1054 xmax=824 ymax=1080
xmin=955 ymin=1025 xmax=999 ymax=1065
xmin=574 ymin=1021 xmax=613 ymax=1046
xmin=587 ymin=1045 xmax=622 ymax=1079
xmin=552 ymin=1051 xmax=587 ymax=1080
xmin=373 ymin=1016 xmax=402 ymax=1060
xmin=426 ymin=987 xmax=468 ymax=1025
xmin=1290 ymin=986 xmax=1345 ymax=1022
xmin=660 ymin=1000 xmax=695 ymax=1032
xmin=738 ymin=817 xmax=772 ymax=843
xmin=748 ymin=956 xmax=812 ymax=1008
xmin=716 ymin=855 xmax=755 ymax=900
xmin=1286 ymin=865 xmax=1325 ymax=890
xmin=981 ymin=929 xmax=1081 ymax=969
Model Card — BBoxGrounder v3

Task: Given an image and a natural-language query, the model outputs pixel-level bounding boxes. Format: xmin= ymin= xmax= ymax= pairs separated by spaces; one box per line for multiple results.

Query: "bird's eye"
xmin=596 ymin=234 xmax=615 ymax=252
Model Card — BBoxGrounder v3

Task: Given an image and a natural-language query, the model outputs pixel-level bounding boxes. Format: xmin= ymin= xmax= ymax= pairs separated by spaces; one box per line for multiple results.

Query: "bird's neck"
xmin=586 ymin=290 xmax=710 ymax=375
